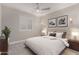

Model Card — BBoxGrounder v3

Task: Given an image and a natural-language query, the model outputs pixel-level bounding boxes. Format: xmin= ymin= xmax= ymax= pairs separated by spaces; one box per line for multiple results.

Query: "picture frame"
xmin=57 ymin=15 xmax=68 ymax=27
xmin=48 ymin=18 xmax=57 ymax=28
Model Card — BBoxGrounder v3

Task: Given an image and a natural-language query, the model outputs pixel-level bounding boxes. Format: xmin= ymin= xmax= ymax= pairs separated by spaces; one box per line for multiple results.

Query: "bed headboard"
xmin=62 ymin=32 xmax=67 ymax=38
xmin=48 ymin=31 xmax=67 ymax=38
xmin=47 ymin=28 xmax=68 ymax=38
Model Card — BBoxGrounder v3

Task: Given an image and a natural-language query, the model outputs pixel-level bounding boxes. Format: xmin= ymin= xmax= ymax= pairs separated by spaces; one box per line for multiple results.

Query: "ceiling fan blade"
xmin=41 ymin=7 xmax=50 ymax=10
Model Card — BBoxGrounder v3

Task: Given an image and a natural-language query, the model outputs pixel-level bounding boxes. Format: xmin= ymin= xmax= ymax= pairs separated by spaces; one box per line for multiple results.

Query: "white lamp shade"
xmin=70 ymin=18 xmax=72 ymax=22
xmin=41 ymin=28 xmax=47 ymax=35
xmin=70 ymin=28 xmax=79 ymax=40
xmin=71 ymin=32 xmax=79 ymax=36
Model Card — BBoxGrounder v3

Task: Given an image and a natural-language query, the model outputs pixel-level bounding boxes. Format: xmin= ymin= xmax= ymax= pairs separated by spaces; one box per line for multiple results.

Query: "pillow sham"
xmin=48 ymin=32 xmax=67 ymax=38
xmin=49 ymin=32 xmax=56 ymax=37
xmin=48 ymin=32 xmax=56 ymax=37
xmin=56 ymin=32 xmax=63 ymax=38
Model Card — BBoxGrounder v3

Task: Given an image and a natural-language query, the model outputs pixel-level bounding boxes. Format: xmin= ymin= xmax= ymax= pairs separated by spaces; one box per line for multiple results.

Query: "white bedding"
xmin=25 ymin=36 xmax=69 ymax=55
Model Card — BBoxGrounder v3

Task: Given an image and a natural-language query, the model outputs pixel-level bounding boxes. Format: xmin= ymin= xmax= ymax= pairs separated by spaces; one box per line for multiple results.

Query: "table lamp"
xmin=71 ymin=31 xmax=79 ymax=40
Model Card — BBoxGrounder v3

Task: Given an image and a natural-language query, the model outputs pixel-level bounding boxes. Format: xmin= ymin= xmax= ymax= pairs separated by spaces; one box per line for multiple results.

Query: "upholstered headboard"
xmin=48 ymin=31 xmax=67 ymax=38
xmin=62 ymin=32 xmax=67 ymax=38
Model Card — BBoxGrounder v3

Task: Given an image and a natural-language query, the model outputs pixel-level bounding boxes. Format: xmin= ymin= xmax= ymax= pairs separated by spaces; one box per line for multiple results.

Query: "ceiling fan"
xmin=36 ymin=3 xmax=51 ymax=12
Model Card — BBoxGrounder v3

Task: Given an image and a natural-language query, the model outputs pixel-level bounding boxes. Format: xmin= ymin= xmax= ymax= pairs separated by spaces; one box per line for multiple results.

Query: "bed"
xmin=24 ymin=32 xmax=69 ymax=55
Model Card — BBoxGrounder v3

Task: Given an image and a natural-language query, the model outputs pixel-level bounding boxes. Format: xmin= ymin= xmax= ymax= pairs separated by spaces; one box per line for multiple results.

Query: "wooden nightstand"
xmin=68 ymin=39 xmax=79 ymax=51
xmin=0 ymin=37 xmax=8 ymax=55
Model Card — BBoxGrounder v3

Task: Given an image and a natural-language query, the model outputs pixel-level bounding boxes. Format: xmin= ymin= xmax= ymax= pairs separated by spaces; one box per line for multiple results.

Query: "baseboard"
xmin=9 ymin=39 xmax=26 ymax=45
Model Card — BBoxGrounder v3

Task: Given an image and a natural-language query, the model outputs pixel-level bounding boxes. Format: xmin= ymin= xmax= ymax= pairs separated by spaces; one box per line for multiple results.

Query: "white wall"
xmin=2 ymin=4 xmax=79 ymax=42
xmin=41 ymin=4 xmax=79 ymax=38
xmin=1 ymin=6 xmax=41 ymax=42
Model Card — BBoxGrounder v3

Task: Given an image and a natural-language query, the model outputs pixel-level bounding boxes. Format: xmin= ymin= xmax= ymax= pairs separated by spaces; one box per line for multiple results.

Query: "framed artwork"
xmin=57 ymin=15 xmax=68 ymax=27
xmin=48 ymin=18 xmax=57 ymax=28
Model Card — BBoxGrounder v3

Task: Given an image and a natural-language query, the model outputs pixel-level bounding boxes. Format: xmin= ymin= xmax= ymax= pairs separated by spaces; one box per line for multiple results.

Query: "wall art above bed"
xmin=57 ymin=15 xmax=68 ymax=27
xmin=48 ymin=18 xmax=57 ymax=28
xmin=48 ymin=15 xmax=68 ymax=28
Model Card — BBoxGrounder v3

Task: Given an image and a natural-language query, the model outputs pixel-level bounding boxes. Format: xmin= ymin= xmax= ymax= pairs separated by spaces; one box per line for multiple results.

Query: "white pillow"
xmin=42 ymin=36 xmax=56 ymax=40
xmin=56 ymin=32 xmax=63 ymax=38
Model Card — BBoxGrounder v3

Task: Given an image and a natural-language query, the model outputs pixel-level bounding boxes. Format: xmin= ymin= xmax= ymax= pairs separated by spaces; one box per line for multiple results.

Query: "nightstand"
xmin=68 ymin=39 xmax=79 ymax=51
xmin=0 ymin=37 xmax=8 ymax=55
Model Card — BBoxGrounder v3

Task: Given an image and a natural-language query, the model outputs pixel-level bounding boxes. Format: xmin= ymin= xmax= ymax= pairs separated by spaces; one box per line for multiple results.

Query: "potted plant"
xmin=1 ymin=26 xmax=11 ymax=40
xmin=0 ymin=26 xmax=11 ymax=55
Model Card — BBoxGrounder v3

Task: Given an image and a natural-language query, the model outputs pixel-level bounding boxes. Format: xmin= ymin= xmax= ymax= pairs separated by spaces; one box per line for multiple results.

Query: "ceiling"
xmin=2 ymin=3 xmax=77 ymax=16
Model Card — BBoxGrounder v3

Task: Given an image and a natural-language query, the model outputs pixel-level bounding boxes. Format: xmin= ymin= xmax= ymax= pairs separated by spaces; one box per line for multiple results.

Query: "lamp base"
xmin=74 ymin=36 xmax=77 ymax=40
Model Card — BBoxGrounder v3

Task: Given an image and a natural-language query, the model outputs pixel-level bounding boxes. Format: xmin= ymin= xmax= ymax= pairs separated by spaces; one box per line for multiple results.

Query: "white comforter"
xmin=25 ymin=36 xmax=69 ymax=55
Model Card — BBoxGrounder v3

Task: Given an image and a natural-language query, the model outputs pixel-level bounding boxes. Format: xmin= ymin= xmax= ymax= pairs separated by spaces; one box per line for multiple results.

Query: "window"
xmin=19 ymin=14 xmax=32 ymax=31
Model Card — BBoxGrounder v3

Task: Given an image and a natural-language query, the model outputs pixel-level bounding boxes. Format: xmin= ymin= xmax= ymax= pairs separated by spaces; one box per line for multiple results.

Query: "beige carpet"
xmin=8 ymin=42 xmax=34 ymax=55
xmin=62 ymin=48 xmax=79 ymax=55
xmin=8 ymin=41 xmax=79 ymax=55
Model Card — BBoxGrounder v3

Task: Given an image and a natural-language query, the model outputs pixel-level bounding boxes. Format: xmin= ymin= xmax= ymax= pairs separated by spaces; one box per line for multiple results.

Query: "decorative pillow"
xmin=56 ymin=32 xmax=63 ymax=38
xmin=48 ymin=32 xmax=66 ymax=38
xmin=48 ymin=32 xmax=56 ymax=37
xmin=49 ymin=33 xmax=56 ymax=37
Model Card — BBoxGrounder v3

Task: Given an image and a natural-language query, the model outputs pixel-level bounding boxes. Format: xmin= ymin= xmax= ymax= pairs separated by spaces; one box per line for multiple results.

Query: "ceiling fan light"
xmin=36 ymin=9 xmax=40 ymax=12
